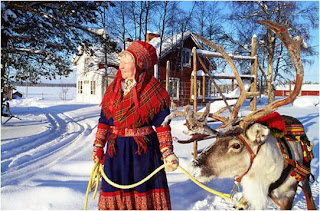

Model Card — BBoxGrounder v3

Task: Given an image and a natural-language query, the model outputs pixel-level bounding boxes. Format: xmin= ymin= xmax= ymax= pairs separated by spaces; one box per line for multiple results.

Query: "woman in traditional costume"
xmin=92 ymin=41 xmax=179 ymax=210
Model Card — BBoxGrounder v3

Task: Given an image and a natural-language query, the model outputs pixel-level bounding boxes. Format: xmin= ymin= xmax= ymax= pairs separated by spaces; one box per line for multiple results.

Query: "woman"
xmin=92 ymin=41 xmax=179 ymax=210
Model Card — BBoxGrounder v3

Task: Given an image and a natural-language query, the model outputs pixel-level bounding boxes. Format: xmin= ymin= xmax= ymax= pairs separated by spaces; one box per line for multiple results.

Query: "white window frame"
xmin=169 ymin=78 xmax=180 ymax=100
xmin=78 ymin=81 xmax=83 ymax=94
xmin=90 ymin=81 xmax=96 ymax=95
xmin=182 ymin=48 xmax=191 ymax=68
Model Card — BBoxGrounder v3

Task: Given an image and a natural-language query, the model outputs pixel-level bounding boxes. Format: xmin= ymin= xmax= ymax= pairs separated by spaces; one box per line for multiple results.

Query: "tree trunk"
xmin=121 ymin=3 xmax=126 ymax=49
xmin=138 ymin=2 xmax=144 ymax=40
xmin=267 ymin=28 xmax=275 ymax=103
xmin=144 ymin=1 xmax=150 ymax=42
xmin=131 ymin=2 xmax=137 ymax=40
xmin=158 ymin=1 xmax=168 ymax=79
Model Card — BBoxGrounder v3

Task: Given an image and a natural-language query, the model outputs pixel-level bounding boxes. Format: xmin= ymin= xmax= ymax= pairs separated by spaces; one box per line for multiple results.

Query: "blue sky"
xmin=179 ymin=1 xmax=319 ymax=83
xmin=45 ymin=1 xmax=319 ymax=84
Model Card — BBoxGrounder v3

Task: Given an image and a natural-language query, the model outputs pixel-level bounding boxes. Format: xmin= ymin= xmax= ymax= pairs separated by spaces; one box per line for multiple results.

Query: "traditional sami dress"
xmin=97 ymin=109 xmax=171 ymax=210
xmin=96 ymin=71 xmax=172 ymax=209
xmin=94 ymin=40 xmax=174 ymax=209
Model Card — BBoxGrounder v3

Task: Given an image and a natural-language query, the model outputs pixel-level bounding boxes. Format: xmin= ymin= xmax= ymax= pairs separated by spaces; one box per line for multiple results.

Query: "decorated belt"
xmin=109 ymin=126 xmax=154 ymax=137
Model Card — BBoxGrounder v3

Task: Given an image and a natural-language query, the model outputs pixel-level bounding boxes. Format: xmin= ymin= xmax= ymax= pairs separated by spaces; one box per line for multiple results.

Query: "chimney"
xmin=146 ymin=31 xmax=160 ymax=43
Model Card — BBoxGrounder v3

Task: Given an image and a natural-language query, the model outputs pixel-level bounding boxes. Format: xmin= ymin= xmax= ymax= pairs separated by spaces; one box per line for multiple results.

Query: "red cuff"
xmin=94 ymin=123 xmax=110 ymax=147
xmin=155 ymin=125 xmax=171 ymax=133
xmin=98 ymin=122 xmax=110 ymax=129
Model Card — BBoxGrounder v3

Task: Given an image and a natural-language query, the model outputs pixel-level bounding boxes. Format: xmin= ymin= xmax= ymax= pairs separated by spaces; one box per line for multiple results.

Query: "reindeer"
xmin=162 ymin=21 xmax=316 ymax=210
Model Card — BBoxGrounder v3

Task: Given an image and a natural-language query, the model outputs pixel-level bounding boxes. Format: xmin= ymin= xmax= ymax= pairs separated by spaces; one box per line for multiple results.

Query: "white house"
xmin=72 ymin=45 xmax=120 ymax=104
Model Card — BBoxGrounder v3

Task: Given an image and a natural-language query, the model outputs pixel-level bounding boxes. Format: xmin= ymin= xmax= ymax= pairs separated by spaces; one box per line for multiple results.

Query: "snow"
xmin=87 ymin=28 xmax=106 ymax=37
xmin=199 ymin=80 xmax=252 ymax=114
xmin=149 ymin=31 xmax=192 ymax=59
xmin=276 ymin=84 xmax=319 ymax=91
xmin=293 ymin=96 xmax=319 ymax=107
xmin=1 ymin=86 xmax=319 ymax=210
xmin=196 ymin=49 xmax=256 ymax=60
xmin=211 ymin=72 xmax=254 ymax=78
xmin=191 ymin=70 xmax=207 ymax=76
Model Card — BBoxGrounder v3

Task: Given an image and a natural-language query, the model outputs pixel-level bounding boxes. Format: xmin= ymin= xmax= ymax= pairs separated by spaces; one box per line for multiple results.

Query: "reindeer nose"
xmin=192 ymin=159 xmax=200 ymax=167
xmin=191 ymin=165 xmax=201 ymax=178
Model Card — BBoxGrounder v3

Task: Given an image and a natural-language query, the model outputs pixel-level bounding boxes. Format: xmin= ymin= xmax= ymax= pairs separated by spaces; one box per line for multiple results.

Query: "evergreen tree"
xmin=1 ymin=1 xmax=115 ymax=86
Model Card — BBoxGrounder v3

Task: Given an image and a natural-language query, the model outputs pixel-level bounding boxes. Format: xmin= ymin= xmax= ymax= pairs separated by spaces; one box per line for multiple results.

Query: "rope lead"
xmin=84 ymin=162 xmax=232 ymax=210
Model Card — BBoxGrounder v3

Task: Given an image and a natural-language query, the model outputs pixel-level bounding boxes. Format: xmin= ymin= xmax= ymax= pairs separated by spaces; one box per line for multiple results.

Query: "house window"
xmin=91 ymin=81 xmax=96 ymax=95
xmin=169 ymin=78 xmax=180 ymax=100
xmin=182 ymin=48 xmax=191 ymax=67
xmin=78 ymin=81 xmax=83 ymax=94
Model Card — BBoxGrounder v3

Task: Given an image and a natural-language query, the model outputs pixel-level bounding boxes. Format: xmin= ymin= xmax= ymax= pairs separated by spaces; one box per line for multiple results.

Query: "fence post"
xmin=250 ymin=35 xmax=258 ymax=111
xmin=202 ymin=74 xmax=206 ymax=103
xmin=166 ymin=60 xmax=170 ymax=92
xmin=192 ymin=47 xmax=198 ymax=159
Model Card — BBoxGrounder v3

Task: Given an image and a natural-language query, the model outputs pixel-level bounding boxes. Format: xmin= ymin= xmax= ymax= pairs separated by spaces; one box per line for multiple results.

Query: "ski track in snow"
xmin=1 ymin=105 xmax=98 ymax=187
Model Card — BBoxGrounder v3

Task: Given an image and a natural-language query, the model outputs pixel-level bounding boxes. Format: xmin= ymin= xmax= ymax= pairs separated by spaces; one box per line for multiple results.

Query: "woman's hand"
xmin=92 ymin=146 xmax=105 ymax=164
xmin=164 ymin=153 xmax=179 ymax=172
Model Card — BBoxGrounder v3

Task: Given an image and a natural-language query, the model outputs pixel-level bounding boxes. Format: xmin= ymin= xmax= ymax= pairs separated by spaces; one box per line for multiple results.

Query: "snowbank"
xmin=293 ymin=96 xmax=319 ymax=107
xmin=199 ymin=80 xmax=251 ymax=114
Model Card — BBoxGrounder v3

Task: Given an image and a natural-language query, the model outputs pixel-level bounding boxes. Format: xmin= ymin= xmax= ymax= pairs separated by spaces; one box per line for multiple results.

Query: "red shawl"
xmin=101 ymin=69 xmax=170 ymax=157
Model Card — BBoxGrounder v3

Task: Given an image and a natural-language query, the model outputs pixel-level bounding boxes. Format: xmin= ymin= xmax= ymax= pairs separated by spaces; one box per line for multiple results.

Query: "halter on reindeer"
xmin=161 ymin=20 xmax=316 ymax=210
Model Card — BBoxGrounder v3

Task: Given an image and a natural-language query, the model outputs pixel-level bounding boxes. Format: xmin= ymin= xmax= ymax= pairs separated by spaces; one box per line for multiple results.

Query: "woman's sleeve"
xmin=94 ymin=110 xmax=110 ymax=147
xmin=153 ymin=107 xmax=175 ymax=157
xmin=152 ymin=106 xmax=171 ymax=127
xmin=98 ymin=110 xmax=109 ymax=125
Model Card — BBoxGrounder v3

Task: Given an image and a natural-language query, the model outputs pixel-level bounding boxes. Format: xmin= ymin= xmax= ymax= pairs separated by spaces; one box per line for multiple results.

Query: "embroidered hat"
xmin=124 ymin=41 xmax=158 ymax=74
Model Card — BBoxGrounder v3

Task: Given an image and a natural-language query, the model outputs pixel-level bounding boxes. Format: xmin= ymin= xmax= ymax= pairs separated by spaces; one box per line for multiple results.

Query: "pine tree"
xmin=1 ymin=1 xmax=115 ymax=85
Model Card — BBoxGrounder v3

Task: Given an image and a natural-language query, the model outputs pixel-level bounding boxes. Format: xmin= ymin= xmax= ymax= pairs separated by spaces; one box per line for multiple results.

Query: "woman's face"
xmin=119 ymin=53 xmax=135 ymax=80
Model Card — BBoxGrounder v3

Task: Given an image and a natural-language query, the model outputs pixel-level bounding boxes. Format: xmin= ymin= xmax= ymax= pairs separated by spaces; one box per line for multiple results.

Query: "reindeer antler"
xmin=194 ymin=34 xmax=260 ymax=126
xmin=161 ymin=20 xmax=304 ymax=144
xmin=161 ymin=103 xmax=217 ymax=143
xmin=239 ymin=20 xmax=304 ymax=129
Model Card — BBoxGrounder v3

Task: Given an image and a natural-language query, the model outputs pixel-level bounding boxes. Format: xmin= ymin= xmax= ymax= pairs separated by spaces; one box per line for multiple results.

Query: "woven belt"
xmin=109 ymin=126 xmax=154 ymax=137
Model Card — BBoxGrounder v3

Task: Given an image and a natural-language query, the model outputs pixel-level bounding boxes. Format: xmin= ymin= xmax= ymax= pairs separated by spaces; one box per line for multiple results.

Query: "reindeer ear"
xmin=246 ymin=123 xmax=270 ymax=143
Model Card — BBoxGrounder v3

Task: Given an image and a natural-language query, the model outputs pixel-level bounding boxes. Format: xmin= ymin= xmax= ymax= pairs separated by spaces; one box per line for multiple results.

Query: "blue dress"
xmin=98 ymin=107 xmax=171 ymax=210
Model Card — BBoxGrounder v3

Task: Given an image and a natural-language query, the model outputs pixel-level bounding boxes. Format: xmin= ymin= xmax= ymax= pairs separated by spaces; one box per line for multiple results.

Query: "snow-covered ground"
xmin=1 ymin=86 xmax=319 ymax=210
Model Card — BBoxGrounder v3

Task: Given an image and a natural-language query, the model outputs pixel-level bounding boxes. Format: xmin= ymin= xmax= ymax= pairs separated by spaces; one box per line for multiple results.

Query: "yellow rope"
xmin=84 ymin=162 xmax=232 ymax=210
xmin=177 ymin=165 xmax=232 ymax=201
xmin=99 ymin=164 xmax=167 ymax=189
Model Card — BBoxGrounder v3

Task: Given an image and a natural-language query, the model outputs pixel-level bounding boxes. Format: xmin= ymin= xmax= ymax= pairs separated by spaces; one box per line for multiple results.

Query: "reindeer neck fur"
xmin=241 ymin=135 xmax=284 ymax=210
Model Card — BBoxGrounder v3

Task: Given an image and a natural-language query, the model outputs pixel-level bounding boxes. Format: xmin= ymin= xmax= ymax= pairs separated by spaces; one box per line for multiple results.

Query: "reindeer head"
xmin=192 ymin=123 xmax=270 ymax=183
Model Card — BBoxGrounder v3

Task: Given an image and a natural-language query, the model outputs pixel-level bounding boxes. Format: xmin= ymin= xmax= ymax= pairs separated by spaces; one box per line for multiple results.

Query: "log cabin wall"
xmin=157 ymin=36 xmax=212 ymax=106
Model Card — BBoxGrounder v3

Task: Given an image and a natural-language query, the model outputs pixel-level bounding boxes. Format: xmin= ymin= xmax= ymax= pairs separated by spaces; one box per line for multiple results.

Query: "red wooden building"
xmin=148 ymin=31 xmax=215 ymax=106
xmin=275 ymin=84 xmax=319 ymax=96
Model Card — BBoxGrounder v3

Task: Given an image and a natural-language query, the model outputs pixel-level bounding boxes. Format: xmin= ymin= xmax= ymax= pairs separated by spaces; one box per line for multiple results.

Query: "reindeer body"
xmin=192 ymin=116 xmax=313 ymax=210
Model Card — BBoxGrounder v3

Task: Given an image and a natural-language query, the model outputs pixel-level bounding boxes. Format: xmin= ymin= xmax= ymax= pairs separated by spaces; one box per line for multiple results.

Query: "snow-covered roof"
xmin=148 ymin=31 xmax=193 ymax=59
xmin=72 ymin=45 xmax=120 ymax=67
xmin=211 ymin=73 xmax=255 ymax=79
xmin=196 ymin=49 xmax=256 ymax=61
xmin=276 ymin=84 xmax=319 ymax=91
xmin=191 ymin=72 xmax=254 ymax=79
xmin=90 ymin=46 xmax=120 ymax=66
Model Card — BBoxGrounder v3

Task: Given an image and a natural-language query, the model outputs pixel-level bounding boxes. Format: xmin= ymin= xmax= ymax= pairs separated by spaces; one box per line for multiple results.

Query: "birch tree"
xmin=228 ymin=1 xmax=318 ymax=103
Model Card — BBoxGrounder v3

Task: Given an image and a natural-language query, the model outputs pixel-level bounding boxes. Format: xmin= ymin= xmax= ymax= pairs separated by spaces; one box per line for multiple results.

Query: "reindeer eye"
xmin=232 ymin=143 xmax=241 ymax=149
